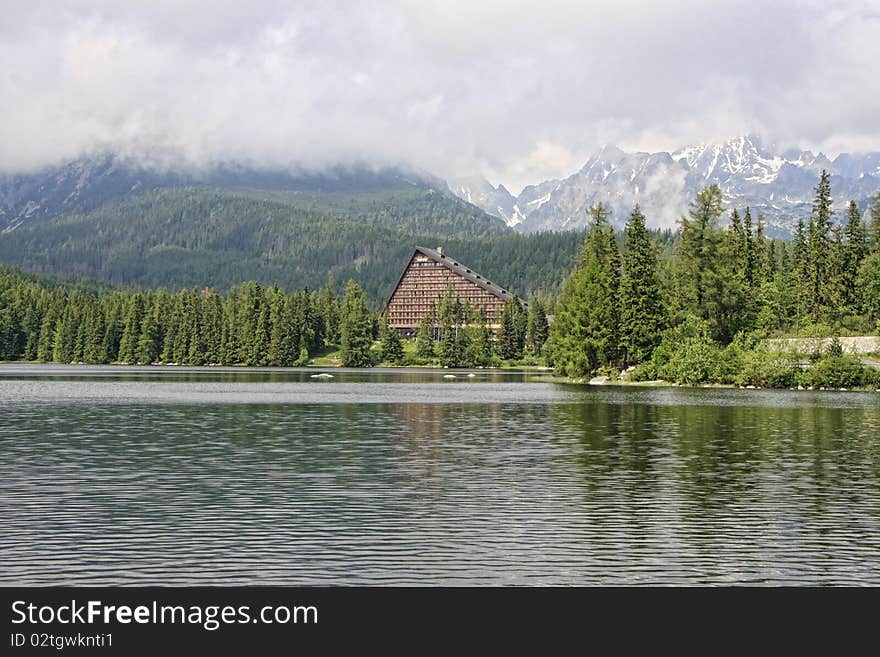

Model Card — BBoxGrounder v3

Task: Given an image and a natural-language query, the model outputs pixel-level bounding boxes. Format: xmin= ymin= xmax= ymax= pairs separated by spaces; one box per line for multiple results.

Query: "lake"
xmin=1 ymin=364 xmax=879 ymax=585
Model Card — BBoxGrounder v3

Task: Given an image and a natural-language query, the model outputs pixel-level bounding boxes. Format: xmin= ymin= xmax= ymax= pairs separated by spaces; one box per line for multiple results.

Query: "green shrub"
xmin=798 ymin=355 xmax=875 ymax=388
xmin=649 ymin=317 xmax=722 ymax=385
xmin=735 ymin=347 xmax=800 ymax=388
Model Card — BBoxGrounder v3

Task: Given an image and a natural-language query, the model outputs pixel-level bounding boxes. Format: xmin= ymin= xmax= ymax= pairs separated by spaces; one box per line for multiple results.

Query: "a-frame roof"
xmin=384 ymin=246 xmax=519 ymax=311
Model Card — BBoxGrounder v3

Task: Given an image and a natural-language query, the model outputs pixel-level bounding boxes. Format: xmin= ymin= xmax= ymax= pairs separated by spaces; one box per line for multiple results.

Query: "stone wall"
xmin=764 ymin=336 xmax=880 ymax=355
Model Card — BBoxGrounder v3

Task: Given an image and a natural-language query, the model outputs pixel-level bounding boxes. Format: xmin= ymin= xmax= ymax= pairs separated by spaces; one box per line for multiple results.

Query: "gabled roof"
xmin=384 ymin=246 xmax=519 ymax=311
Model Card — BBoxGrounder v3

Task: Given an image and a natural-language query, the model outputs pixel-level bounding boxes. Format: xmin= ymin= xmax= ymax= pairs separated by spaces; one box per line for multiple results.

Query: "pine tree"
xmin=136 ymin=303 xmax=160 ymax=364
xmin=545 ymin=202 xmax=621 ymax=376
xmin=842 ymin=200 xmax=868 ymax=312
xmin=295 ymin=345 xmax=310 ymax=367
xmin=675 ymin=184 xmax=753 ymax=341
xmin=743 ymin=207 xmax=756 ymax=287
xmin=117 ymin=293 xmax=145 ymax=363
xmin=870 ymin=191 xmax=880 ymax=253
xmin=82 ymin=300 xmax=107 ymax=363
xmin=266 ymin=287 xmax=291 ymax=366
xmin=807 ymin=170 xmax=834 ymax=321
xmin=465 ymin=309 xmax=494 ymax=367
xmin=619 ymin=205 xmax=664 ymax=365
xmin=677 ymin=184 xmax=724 ymax=320
xmin=36 ymin=290 xmax=65 ymax=362
xmin=172 ymin=291 xmax=193 ymax=363
xmin=730 ymin=208 xmax=743 ymax=255
xmin=755 ymin=212 xmax=770 ymax=282
xmin=102 ymin=299 xmax=123 ymax=363
xmin=498 ymin=298 xmax=526 ymax=360
xmin=186 ymin=291 xmax=207 ymax=366
xmin=526 ymin=298 xmax=549 ymax=356
xmin=339 ymin=280 xmax=375 ymax=367
xmin=790 ymin=218 xmax=809 ymax=329
xmin=52 ymin=295 xmax=81 ymax=363
xmin=827 ymin=225 xmax=848 ymax=321
xmin=438 ymin=285 xmax=466 ymax=367
xmin=249 ymin=291 xmax=271 ymax=366
xmin=415 ymin=311 xmax=436 ymax=359
xmin=319 ymin=278 xmax=341 ymax=346
xmin=379 ymin=312 xmax=404 ymax=364
xmin=202 ymin=291 xmax=224 ymax=365
xmin=236 ymin=283 xmax=263 ymax=365
xmin=858 ymin=251 xmax=880 ymax=321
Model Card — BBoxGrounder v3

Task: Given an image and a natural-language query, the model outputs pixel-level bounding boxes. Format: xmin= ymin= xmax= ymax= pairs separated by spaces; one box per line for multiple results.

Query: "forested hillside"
xmin=0 ymin=186 xmax=584 ymax=302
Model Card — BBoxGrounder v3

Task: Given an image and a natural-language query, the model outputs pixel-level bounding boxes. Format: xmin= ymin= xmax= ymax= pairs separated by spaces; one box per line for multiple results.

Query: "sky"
xmin=2 ymin=0 xmax=879 ymax=193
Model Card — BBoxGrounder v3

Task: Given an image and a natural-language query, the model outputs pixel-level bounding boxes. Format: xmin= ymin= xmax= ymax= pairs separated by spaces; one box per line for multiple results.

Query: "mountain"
xmin=448 ymin=176 xmax=522 ymax=227
xmin=453 ymin=136 xmax=880 ymax=236
xmin=0 ymin=154 xmax=456 ymax=233
xmin=0 ymin=159 xmax=583 ymax=302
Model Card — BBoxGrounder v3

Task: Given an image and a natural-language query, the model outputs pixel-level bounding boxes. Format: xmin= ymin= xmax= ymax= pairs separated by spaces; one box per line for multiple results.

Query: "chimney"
xmin=437 ymin=246 xmax=443 ymax=256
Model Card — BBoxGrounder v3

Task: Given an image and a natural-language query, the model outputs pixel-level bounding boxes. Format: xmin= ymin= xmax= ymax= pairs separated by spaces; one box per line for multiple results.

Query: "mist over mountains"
xmin=450 ymin=135 xmax=880 ymax=236
xmin=0 ymin=155 xmax=447 ymax=232
xmin=2 ymin=135 xmax=878 ymax=242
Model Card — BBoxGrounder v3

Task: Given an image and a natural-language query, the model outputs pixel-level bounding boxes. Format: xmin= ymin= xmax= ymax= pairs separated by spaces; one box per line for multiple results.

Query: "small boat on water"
xmin=310 ymin=373 xmax=334 ymax=379
xmin=443 ymin=374 xmax=456 ymax=379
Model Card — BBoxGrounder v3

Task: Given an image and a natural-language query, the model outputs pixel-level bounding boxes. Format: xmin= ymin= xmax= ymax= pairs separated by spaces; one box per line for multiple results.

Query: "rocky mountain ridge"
xmin=450 ymin=135 xmax=880 ymax=236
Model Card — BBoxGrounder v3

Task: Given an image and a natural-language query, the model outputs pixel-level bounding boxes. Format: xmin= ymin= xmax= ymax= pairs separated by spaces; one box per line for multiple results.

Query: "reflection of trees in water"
xmin=550 ymin=401 xmax=662 ymax=492
xmin=550 ymin=400 xmax=880 ymax=519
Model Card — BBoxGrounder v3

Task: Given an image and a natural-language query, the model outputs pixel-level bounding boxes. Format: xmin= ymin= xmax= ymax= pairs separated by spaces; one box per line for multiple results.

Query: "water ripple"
xmin=1 ymin=366 xmax=879 ymax=585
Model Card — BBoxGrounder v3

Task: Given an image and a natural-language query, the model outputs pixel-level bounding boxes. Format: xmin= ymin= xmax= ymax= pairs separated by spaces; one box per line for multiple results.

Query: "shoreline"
xmin=2 ymin=361 xmax=878 ymax=392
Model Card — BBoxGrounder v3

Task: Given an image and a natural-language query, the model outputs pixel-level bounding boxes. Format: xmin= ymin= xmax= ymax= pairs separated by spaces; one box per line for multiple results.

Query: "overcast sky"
xmin=2 ymin=0 xmax=879 ymax=193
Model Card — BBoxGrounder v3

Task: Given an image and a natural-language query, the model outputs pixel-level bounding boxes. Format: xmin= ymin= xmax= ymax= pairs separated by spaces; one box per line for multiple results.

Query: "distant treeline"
xmin=0 ymin=262 xmax=550 ymax=368
xmin=546 ymin=172 xmax=880 ymax=387
xmin=0 ymin=268 xmax=350 ymax=366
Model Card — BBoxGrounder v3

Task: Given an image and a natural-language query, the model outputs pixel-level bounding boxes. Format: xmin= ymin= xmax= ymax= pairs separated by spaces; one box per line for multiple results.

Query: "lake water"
xmin=2 ymin=364 xmax=879 ymax=586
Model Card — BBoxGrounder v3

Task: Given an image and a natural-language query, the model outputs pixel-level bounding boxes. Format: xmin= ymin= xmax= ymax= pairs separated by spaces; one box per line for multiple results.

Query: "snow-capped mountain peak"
xmin=453 ymin=135 xmax=880 ymax=236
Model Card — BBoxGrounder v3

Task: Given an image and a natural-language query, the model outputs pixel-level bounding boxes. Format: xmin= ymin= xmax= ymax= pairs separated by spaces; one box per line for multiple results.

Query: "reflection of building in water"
xmin=384 ymin=246 xmax=519 ymax=338
xmin=389 ymin=403 xmax=504 ymax=443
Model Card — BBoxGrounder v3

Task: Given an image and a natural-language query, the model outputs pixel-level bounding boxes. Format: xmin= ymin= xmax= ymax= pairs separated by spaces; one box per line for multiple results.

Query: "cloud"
xmin=1 ymin=0 xmax=878 ymax=192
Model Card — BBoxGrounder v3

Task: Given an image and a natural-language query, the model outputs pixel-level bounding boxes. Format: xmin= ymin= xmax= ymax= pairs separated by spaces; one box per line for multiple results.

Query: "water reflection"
xmin=1 ymin=367 xmax=879 ymax=585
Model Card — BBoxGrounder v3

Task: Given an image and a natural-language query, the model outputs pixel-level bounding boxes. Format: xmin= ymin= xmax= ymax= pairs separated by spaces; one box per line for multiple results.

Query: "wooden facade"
xmin=384 ymin=246 xmax=517 ymax=337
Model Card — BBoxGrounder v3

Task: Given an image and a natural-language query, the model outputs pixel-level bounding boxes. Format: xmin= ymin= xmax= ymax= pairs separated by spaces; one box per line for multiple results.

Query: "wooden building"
xmin=384 ymin=246 xmax=518 ymax=337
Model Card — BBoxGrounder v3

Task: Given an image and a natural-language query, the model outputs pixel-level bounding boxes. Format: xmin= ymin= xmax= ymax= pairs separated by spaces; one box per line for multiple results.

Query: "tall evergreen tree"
xmin=202 ymin=291 xmax=224 ymax=365
xmin=415 ymin=311 xmax=436 ymax=359
xmin=619 ymin=206 xmax=665 ymax=365
xmin=742 ymin=207 xmax=756 ymax=287
xmin=102 ymin=298 xmax=123 ymax=363
xmin=545 ymin=202 xmax=621 ymax=376
xmin=842 ymin=200 xmax=868 ymax=312
xmin=790 ymin=218 xmax=809 ymax=329
xmin=379 ymin=312 xmax=404 ymax=364
xmin=674 ymin=184 xmax=749 ymax=340
xmin=807 ymin=170 xmax=834 ymax=321
xmin=437 ymin=286 xmax=467 ymax=367
xmin=755 ymin=212 xmax=770 ymax=282
xmin=466 ymin=309 xmax=494 ymax=367
xmin=498 ymin=298 xmax=526 ymax=360
xmin=318 ymin=278 xmax=342 ymax=347
xmin=677 ymin=184 xmax=724 ymax=317
xmin=82 ymin=300 xmax=107 ymax=363
xmin=339 ymin=280 xmax=375 ymax=367
xmin=827 ymin=225 xmax=848 ymax=321
xmin=136 ymin=302 xmax=160 ymax=364
xmin=117 ymin=293 xmax=145 ymax=363
xmin=526 ymin=298 xmax=549 ymax=356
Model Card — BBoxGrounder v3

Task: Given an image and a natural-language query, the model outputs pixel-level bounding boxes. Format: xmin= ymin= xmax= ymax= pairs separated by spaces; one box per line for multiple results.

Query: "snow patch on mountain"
xmin=454 ymin=135 xmax=880 ymax=236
